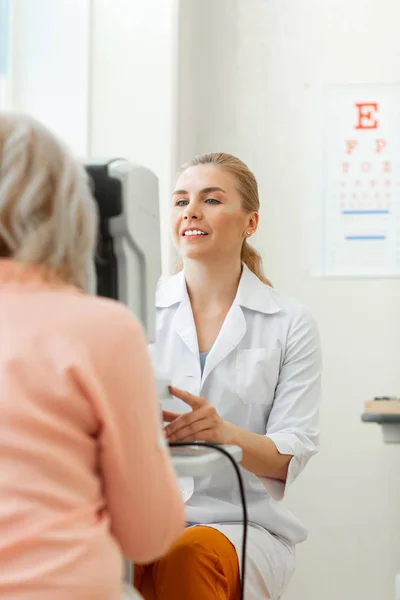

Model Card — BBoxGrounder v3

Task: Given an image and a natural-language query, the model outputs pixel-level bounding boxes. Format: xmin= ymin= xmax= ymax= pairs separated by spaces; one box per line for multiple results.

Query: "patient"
xmin=0 ymin=112 xmax=184 ymax=600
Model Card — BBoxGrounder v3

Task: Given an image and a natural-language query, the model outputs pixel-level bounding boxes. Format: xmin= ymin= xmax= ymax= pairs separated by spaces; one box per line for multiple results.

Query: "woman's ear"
xmin=246 ymin=212 xmax=259 ymax=236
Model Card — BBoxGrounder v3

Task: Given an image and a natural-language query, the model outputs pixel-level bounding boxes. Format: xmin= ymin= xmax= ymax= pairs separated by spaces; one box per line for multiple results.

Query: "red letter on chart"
xmin=354 ymin=103 xmax=378 ymax=129
xmin=345 ymin=140 xmax=358 ymax=154
xmin=376 ymin=139 xmax=387 ymax=153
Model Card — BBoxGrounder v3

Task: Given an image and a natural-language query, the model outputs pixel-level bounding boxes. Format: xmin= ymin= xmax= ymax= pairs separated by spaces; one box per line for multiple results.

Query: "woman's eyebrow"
xmin=199 ymin=187 xmax=226 ymax=195
xmin=172 ymin=186 xmax=226 ymax=196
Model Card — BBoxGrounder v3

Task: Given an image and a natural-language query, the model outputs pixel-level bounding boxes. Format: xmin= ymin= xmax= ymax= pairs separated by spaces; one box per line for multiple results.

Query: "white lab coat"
xmin=151 ymin=264 xmax=322 ymax=598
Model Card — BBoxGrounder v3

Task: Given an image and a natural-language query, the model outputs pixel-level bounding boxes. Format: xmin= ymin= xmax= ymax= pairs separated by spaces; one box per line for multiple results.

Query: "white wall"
xmin=176 ymin=0 xmax=239 ymax=163
xmin=9 ymin=0 xmax=179 ymax=271
xmin=89 ymin=0 xmax=179 ymax=273
xmin=10 ymin=0 xmax=91 ymax=156
xmin=176 ymin=1 xmax=400 ymax=599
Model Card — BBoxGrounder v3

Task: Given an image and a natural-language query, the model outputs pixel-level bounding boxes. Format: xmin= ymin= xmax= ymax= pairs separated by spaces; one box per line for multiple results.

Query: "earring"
xmin=246 ymin=231 xmax=251 ymax=236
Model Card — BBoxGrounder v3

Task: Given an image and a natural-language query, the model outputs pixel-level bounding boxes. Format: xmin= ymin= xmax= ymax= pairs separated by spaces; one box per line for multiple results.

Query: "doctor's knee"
xmin=158 ymin=526 xmax=238 ymax=570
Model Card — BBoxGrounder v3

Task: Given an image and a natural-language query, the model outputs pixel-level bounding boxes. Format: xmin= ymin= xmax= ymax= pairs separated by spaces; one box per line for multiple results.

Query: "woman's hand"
xmin=163 ymin=386 xmax=236 ymax=445
xmin=164 ymin=387 xmax=291 ymax=481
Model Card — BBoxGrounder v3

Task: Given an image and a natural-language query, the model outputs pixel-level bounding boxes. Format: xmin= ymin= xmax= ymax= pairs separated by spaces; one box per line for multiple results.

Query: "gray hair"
xmin=0 ymin=111 xmax=98 ymax=289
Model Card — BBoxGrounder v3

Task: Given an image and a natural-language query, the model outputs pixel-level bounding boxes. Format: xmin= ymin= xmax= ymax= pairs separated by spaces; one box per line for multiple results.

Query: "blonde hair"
xmin=178 ymin=152 xmax=272 ymax=286
xmin=0 ymin=112 xmax=97 ymax=289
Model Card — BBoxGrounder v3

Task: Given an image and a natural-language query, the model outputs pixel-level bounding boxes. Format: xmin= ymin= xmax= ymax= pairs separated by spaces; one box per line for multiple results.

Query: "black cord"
xmin=169 ymin=441 xmax=248 ymax=600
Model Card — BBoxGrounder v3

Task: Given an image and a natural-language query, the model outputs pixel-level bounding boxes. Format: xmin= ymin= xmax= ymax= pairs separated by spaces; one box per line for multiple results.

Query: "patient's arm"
xmin=98 ymin=310 xmax=185 ymax=563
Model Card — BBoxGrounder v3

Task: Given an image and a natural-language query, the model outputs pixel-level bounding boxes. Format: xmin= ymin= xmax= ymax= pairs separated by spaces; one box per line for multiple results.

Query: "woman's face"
xmin=171 ymin=165 xmax=258 ymax=263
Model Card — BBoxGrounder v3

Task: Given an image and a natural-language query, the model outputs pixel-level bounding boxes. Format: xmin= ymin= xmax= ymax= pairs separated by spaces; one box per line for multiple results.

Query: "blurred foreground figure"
xmin=0 ymin=112 xmax=184 ymax=600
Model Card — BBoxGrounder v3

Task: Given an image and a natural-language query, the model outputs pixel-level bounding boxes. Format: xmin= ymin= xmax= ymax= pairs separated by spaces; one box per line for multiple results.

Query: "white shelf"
xmin=171 ymin=445 xmax=243 ymax=477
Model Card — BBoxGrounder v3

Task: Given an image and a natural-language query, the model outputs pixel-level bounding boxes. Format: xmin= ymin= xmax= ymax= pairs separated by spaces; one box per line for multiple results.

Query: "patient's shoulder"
xmin=56 ymin=291 xmax=144 ymax=343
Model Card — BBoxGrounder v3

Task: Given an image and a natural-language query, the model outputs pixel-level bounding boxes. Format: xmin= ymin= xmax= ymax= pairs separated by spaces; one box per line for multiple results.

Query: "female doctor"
xmin=134 ymin=153 xmax=322 ymax=600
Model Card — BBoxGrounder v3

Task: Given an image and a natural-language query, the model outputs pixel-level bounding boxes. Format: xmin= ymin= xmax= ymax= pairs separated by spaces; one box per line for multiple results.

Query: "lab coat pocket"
xmin=236 ymin=348 xmax=281 ymax=405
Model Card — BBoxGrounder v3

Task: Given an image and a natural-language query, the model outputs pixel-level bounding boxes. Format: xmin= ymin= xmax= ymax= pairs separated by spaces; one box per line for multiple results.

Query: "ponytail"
xmin=241 ymin=240 xmax=272 ymax=287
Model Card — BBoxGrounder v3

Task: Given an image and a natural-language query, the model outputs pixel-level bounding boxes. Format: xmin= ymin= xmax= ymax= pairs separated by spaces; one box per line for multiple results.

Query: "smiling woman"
xmin=136 ymin=152 xmax=322 ymax=600
xmin=0 ymin=0 xmax=10 ymax=108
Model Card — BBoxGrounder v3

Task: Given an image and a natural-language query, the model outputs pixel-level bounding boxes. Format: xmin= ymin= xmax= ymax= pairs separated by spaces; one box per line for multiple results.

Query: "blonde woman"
xmin=0 ymin=112 xmax=184 ymax=600
xmin=135 ymin=153 xmax=322 ymax=600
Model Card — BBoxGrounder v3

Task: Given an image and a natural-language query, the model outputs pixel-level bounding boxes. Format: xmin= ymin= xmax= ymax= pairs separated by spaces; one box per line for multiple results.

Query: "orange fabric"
xmin=134 ymin=526 xmax=240 ymax=600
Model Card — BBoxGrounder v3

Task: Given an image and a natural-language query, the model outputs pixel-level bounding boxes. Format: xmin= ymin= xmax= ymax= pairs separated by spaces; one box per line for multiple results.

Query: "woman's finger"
xmin=168 ymin=386 xmax=207 ymax=410
xmin=162 ymin=410 xmax=181 ymax=423
xmin=165 ymin=405 xmax=211 ymax=438
xmin=167 ymin=417 xmax=211 ymax=443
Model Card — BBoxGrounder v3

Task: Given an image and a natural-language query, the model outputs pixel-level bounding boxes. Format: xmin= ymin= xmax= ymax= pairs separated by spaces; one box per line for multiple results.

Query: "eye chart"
xmin=309 ymin=84 xmax=400 ymax=277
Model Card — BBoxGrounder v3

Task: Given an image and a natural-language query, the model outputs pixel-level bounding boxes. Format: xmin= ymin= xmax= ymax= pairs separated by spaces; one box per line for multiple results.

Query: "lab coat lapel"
xmin=157 ymin=271 xmax=199 ymax=358
xmin=171 ymin=291 xmax=199 ymax=358
xmin=156 ymin=264 xmax=281 ymax=386
xmin=200 ymin=263 xmax=282 ymax=385
xmin=201 ymin=299 xmax=246 ymax=384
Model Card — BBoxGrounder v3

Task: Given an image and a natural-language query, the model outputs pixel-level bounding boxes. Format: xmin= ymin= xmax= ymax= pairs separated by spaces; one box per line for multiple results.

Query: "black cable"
xmin=169 ymin=441 xmax=248 ymax=600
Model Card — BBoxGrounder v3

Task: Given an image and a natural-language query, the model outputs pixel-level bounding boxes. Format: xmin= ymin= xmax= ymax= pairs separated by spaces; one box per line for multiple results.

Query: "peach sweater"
xmin=0 ymin=260 xmax=184 ymax=600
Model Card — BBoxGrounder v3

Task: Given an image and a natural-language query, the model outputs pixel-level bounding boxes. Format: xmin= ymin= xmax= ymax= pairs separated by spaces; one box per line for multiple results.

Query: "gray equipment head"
xmin=85 ymin=159 xmax=161 ymax=343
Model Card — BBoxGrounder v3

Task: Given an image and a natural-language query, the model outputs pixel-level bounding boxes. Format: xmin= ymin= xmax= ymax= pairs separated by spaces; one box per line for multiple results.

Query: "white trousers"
xmin=120 ymin=583 xmax=143 ymax=600
xmin=208 ymin=524 xmax=296 ymax=600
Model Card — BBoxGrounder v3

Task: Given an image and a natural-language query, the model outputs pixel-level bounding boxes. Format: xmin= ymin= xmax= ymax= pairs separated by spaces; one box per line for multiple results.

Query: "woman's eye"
xmin=206 ymin=198 xmax=220 ymax=205
xmin=176 ymin=199 xmax=189 ymax=207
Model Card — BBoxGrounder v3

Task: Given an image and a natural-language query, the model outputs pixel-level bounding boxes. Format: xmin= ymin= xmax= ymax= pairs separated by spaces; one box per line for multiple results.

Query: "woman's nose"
xmin=183 ymin=201 xmax=200 ymax=220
